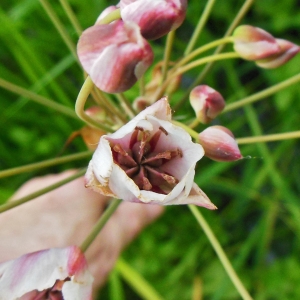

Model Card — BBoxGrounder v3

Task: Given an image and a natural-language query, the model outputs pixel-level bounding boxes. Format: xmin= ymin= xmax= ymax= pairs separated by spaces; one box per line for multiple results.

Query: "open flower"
xmin=0 ymin=246 xmax=93 ymax=299
xmin=85 ymin=97 xmax=216 ymax=209
xmin=119 ymin=0 xmax=187 ymax=40
xmin=77 ymin=20 xmax=153 ymax=93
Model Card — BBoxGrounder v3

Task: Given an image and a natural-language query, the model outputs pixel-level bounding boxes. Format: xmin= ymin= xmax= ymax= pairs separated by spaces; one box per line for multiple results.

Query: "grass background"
xmin=1 ymin=0 xmax=300 ymax=299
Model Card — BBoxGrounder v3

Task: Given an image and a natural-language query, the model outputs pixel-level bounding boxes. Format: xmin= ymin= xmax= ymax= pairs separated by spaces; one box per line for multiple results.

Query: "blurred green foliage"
xmin=1 ymin=0 xmax=300 ymax=299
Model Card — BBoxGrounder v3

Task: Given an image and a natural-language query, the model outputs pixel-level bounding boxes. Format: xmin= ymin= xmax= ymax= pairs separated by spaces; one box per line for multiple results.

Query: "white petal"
xmin=0 ymin=247 xmax=93 ymax=299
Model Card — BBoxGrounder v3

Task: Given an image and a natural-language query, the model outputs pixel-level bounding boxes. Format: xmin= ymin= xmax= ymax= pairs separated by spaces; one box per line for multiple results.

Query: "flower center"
xmin=111 ymin=126 xmax=182 ymax=194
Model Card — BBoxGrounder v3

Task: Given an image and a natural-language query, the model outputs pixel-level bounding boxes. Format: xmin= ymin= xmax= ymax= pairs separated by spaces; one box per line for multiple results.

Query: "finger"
xmin=86 ymin=202 xmax=164 ymax=288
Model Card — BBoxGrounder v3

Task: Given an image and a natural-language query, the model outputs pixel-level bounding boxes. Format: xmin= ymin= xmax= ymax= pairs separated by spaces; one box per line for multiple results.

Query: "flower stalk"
xmin=184 ymin=0 xmax=217 ymax=56
xmin=188 ymin=204 xmax=253 ymax=300
xmin=224 ymin=72 xmax=300 ymax=113
xmin=0 ymin=169 xmax=86 ymax=214
xmin=80 ymin=199 xmax=121 ymax=252
xmin=75 ymin=76 xmax=114 ymax=132
xmin=0 ymin=151 xmax=92 ymax=179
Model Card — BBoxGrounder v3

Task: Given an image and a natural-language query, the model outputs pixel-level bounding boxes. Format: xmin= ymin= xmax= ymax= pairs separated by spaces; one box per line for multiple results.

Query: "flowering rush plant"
xmin=0 ymin=0 xmax=300 ymax=299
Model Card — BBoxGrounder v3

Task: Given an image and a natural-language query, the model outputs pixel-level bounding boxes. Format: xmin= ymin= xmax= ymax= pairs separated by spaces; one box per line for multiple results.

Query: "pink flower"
xmin=198 ymin=126 xmax=242 ymax=162
xmin=119 ymin=0 xmax=187 ymax=40
xmin=189 ymin=85 xmax=225 ymax=124
xmin=77 ymin=20 xmax=153 ymax=93
xmin=232 ymin=25 xmax=281 ymax=60
xmin=85 ymin=97 xmax=216 ymax=209
xmin=0 ymin=246 xmax=93 ymax=299
xmin=255 ymin=38 xmax=300 ymax=69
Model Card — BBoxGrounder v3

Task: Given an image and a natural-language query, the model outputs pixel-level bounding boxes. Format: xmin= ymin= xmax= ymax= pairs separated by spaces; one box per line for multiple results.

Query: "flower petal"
xmin=0 ymin=246 xmax=93 ymax=299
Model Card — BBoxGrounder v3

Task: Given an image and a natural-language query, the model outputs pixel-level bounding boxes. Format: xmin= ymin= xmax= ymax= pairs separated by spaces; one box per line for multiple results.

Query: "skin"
xmin=0 ymin=170 xmax=163 ymax=293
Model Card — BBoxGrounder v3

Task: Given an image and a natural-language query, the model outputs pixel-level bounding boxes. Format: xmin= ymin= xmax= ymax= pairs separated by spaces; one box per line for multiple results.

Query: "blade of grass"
xmin=115 ymin=257 xmax=164 ymax=300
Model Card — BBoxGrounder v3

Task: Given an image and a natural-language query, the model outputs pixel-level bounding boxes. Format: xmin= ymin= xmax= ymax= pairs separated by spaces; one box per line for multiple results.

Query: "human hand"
xmin=0 ymin=170 xmax=163 ymax=292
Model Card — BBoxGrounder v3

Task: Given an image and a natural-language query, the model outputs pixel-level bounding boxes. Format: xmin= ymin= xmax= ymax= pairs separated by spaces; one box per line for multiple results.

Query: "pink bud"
xmin=189 ymin=85 xmax=225 ymax=124
xmin=120 ymin=0 xmax=187 ymax=40
xmin=198 ymin=126 xmax=242 ymax=162
xmin=255 ymin=38 xmax=300 ymax=69
xmin=233 ymin=25 xmax=281 ymax=60
xmin=77 ymin=20 xmax=153 ymax=93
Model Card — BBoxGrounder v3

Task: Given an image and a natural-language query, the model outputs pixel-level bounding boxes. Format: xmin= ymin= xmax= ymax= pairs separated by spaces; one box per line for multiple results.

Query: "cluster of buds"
xmin=232 ymin=25 xmax=300 ymax=68
xmin=77 ymin=0 xmax=187 ymax=93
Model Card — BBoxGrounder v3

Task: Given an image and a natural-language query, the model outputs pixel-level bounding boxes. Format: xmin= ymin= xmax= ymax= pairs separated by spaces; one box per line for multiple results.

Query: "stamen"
xmin=159 ymin=126 xmax=168 ymax=135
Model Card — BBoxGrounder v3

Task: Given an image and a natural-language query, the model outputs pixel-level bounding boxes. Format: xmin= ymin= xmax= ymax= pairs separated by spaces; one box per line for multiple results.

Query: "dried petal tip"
xmin=190 ymin=85 xmax=225 ymax=124
xmin=256 ymin=38 xmax=300 ymax=69
xmin=232 ymin=25 xmax=280 ymax=61
xmin=120 ymin=0 xmax=187 ymax=40
xmin=199 ymin=126 xmax=242 ymax=162
xmin=77 ymin=20 xmax=153 ymax=93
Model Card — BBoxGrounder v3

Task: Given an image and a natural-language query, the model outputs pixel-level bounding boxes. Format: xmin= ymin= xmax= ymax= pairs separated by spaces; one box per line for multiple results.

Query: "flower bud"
xmin=232 ymin=25 xmax=280 ymax=60
xmin=120 ymin=0 xmax=187 ymax=40
xmin=77 ymin=20 xmax=153 ymax=93
xmin=189 ymin=85 xmax=225 ymax=124
xmin=198 ymin=126 xmax=242 ymax=162
xmin=133 ymin=96 xmax=151 ymax=112
xmin=255 ymin=38 xmax=300 ymax=69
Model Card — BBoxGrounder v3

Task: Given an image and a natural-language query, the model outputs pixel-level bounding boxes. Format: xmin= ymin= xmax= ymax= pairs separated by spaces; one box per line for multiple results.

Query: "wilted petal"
xmin=86 ymin=97 xmax=216 ymax=209
xmin=255 ymin=38 xmax=300 ymax=69
xmin=199 ymin=126 xmax=242 ymax=162
xmin=120 ymin=0 xmax=187 ymax=40
xmin=233 ymin=25 xmax=280 ymax=60
xmin=190 ymin=85 xmax=225 ymax=124
xmin=0 ymin=246 xmax=93 ymax=299
xmin=77 ymin=20 xmax=153 ymax=93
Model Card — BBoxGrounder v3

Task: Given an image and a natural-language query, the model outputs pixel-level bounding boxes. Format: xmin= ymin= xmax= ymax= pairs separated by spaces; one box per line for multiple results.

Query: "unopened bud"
xmin=133 ymin=96 xmax=151 ymax=112
xmin=77 ymin=20 xmax=153 ymax=93
xmin=120 ymin=0 xmax=187 ymax=40
xmin=190 ymin=85 xmax=225 ymax=124
xmin=256 ymin=38 xmax=300 ymax=69
xmin=232 ymin=25 xmax=280 ymax=61
xmin=198 ymin=126 xmax=242 ymax=162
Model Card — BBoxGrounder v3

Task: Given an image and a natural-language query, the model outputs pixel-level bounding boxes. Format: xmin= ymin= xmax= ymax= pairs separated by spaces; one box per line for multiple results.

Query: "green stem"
xmin=96 ymin=9 xmax=121 ymax=25
xmin=162 ymin=30 xmax=176 ymax=81
xmin=116 ymin=93 xmax=136 ymax=118
xmin=0 ymin=169 xmax=86 ymax=214
xmin=94 ymin=89 xmax=128 ymax=123
xmin=139 ymin=74 xmax=146 ymax=96
xmin=80 ymin=199 xmax=121 ymax=252
xmin=188 ymin=205 xmax=253 ymax=300
xmin=0 ymin=78 xmax=78 ymax=120
xmin=155 ymin=52 xmax=239 ymax=101
xmin=38 ymin=0 xmax=78 ymax=61
xmin=59 ymin=0 xmax=82 ymax=36
xmin=75 ymin=76 xmax=114 ymax=132
xmin=188 ymin=118 xmax=200 ymax=129
xmin=172 ymin=120 xmax=199 ymax=141
xmin=224 ymin=73 xmax=300 ymax=113
xmin=115 ymin=257 xmax=164 ymax=300
xmin=236 ymin=130 xmax=300 ymax=144
xmin=184 ymin=0 xmax=217 ymax=56
xmin=175 ymin=0 xmax=254 ymax=110
xmin=176 ymin=37 xmax=234 ymax=69
xmin=0 ymin=151 xmax=92 ymax=179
